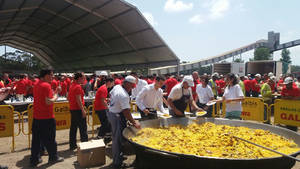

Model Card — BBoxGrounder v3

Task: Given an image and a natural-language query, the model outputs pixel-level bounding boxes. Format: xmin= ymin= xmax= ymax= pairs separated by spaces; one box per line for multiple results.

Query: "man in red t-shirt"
xmin=164 ymin=75 xmax=178 ymax=96
xmin=281 ymin=77 xmax=300 ymax=131
xmin=30 ymin=70 xmax=63 ymax=167
xmin=281 ymin=77 xmax=300 ymax=99
xmin=243 ymin=76 xmax=252 ymax=97
xmin=59 ymin=76 xmax=68 ymax=97
xmin=15 ymin=74 xmax=27 ymax=96
xmin=68 ymin=72 xmax=88 ymax=150
xmin=217 ymin=75 xmax=226 ymax=97
xmin=94 ymin=77 xmax=114 ymax=139
xmin=191 ymin=71 xmax=200 ymax=100
xmin=251 ymin=74 xmax=261 ymax=97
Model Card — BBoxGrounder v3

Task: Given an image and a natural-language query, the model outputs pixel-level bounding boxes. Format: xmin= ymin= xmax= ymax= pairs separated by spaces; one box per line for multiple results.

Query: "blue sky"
xmin=1 ymin=0 xmax=300 ymax=65
xmin=126 ymin=0 xmax=300 ymax=65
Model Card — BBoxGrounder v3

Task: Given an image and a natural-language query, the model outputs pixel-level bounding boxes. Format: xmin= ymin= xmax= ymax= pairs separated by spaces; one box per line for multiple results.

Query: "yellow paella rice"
xmin=131 ymin=122 xmax=300 ymax=158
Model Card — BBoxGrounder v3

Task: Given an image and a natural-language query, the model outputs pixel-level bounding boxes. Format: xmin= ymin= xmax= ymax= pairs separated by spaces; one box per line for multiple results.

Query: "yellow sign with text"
xmin=274 ymin=99 xmax=300 ymax=127
xmin=222 ymin=97 xmax=266 ymax=122
xmin=0 ymin=105 xmax=14 ymax=137
xmin=27 ymin=102 xmax=71 ymax=133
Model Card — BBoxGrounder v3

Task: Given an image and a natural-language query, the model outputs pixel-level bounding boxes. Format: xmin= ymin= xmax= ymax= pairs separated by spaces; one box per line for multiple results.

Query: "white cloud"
xmin=142 ymin=12 xmax=158 ymax=26
xmin=164 ymin=0 xmax=193 ymax=13
xmin=209 ymin=0 xmax=230 ymax=19
xmin=189 ymin=14 xmax=205 ymax=24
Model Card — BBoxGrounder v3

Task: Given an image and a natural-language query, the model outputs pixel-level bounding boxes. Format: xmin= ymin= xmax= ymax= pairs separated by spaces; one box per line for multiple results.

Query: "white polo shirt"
xmin=196 ymin=84 xmax=214 ymax=104
xmin=131 ymin=79 xmax=148 ymax=99
xmin=168 ymin=83 xmax=193 ymax=101
xmin=109 ymin=85 xmax=131 ymax=113
xmin=136 ymin=84 xmax=165 ymax=113
xmin=223 ymin=84 xmax=244 ymax=112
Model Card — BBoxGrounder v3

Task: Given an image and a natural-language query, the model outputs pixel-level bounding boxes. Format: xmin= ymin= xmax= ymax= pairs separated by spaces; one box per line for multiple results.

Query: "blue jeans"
xmin=225 ymin=111 xmax=241 ymax=119
xmin=107 ymin=111 xmax=127 ymax=167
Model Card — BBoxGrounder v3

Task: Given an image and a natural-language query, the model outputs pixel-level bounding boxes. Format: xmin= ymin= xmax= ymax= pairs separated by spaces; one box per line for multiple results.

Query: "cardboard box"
xmin=77 ymin=139 xmax=106 ymax=168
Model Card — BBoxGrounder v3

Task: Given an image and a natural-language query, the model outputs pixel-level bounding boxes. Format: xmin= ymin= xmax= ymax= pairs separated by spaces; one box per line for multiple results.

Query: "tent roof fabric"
xmin=0 ymin=0 xmax=179 ymax=72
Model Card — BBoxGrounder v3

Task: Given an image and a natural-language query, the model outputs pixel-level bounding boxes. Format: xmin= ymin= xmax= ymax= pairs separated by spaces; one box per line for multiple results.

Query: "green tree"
xmin=253 ymin=47 xmax=271 ymax=60
xmin=233 ymin=58 xmax=244 ymax=63
xmin=291 ymin=65 xmax=300 ymax=73
xmin=280 ymin=48 xmax=291 ymax=74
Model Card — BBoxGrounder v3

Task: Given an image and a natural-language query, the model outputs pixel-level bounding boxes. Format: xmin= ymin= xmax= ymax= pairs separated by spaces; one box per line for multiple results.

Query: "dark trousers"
xmin=31 ymin=118 xmax=58 ymax=163
xmin=69 ymin=110 xmax=88 ymax=148
xmin=95 ymin=109 xmax=111 ymax=137
xmin=252 ymin=91 xmax=259 ymax=97
xmin=245 ymin=91 xmax=251 ymax=97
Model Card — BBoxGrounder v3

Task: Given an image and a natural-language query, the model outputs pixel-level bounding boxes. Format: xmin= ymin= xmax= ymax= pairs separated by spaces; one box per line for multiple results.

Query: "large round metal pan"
xmin=123 ymin=117 xmax=300 ymax=169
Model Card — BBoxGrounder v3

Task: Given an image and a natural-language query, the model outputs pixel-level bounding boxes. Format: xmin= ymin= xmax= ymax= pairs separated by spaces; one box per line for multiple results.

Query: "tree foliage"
xmin=291 ymin=65 xmax=300 ymax=73
xmin=0 ymin=50 xmax=46 ymax=72
xmin=280 ymin=48 xmax=291 ymax=74
xmin=253 ymin=47 xmax=271 ymax=61
xmin=233 ymin=58 xmax=244 ymax=63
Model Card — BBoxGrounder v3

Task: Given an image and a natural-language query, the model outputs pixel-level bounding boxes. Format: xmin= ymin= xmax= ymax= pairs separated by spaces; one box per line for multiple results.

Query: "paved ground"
xmin=0 ymin=121 xmax=300 ymax=169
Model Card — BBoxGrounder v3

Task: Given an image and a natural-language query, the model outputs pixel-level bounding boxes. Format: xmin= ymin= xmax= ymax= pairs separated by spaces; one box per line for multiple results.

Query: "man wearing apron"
xmin=167 ymin=76 xmax=203 ymax=117
xmin=136 ymin=76 xmax=167 ymax=120
xmin=107 ymin=75 xmax=141 ymax=168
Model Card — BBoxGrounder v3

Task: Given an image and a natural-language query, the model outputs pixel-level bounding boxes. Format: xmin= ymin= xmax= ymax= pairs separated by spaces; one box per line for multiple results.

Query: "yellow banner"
xmin=27 ymin=102 xmax=71 ymax=132
xmin=0 ymin=105 xmax=14 ymax=137
xmin=241 ymin=98 xmax=265 ymax=122
xmin=222 ymin=97 xmax=266 ymax=122
xmin=274 ymin=99 xmax=300 ymax=126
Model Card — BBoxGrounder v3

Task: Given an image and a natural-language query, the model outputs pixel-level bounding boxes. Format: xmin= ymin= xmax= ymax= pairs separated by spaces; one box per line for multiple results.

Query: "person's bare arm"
xmin=76 ymin=95 xmax=86 ymax=118
xmin=122 ymin=109 xmax=141 ymax=129
xmin=100 ymin=97 xmax=108 ymax=109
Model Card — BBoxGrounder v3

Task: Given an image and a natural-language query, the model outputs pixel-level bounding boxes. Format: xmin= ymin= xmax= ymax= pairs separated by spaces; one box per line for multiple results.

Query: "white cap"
xmin=182 ymin=75 xmax=194 ymax=87
xmin=270 ymin=76 xmax=276 ymax=81
xmin=255 ymin=74 xmax=261 ymax=78
xmin=268 ymin=72 xmax=274 ymax=77
xmin=100 ymin=71 xmax=108 ymax=76
xmin=284 ymin=77 xmax=293 ymax=84
xmin=212 ymin=72 xmax=219 ymax=77
xmin=124 ymin=75 xmax=136 ymax=84
xmin=244 ymin=76 xmax=248 ymax=80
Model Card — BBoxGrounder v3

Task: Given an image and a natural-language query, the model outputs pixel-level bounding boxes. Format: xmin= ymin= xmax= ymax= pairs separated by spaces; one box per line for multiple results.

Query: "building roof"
xmin=0 ymin=0 xmax=179 ymax=72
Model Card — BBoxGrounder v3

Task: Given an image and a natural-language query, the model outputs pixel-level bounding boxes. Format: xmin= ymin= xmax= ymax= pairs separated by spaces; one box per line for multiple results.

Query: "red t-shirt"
xmin=65 ymin=78 xmax=71 ymax=90
xmin=15 ymin=79 xmax=27 ymax=95
xmin=165 ymin=78 xmax=178 ymax=96
xmin=217 ymin=80 xmax=226 ymax=94
xmin=4 ymin=78 xmax=12 ymax=87
xmin=191 ymin=79 xmax=200 ymax=100
xmin=0 ymin=81 xmax=4 ymax=88
xmin=114 ymin=78 xmax=122 ymax=85
xmin=244 ymin=80 xmax=251 ymax=92
xmin=251 ymin=79 xmax=260 ymax=92
xmin=59 ymin=81 xmax=68 ymax=96
xmin=147 ymin=79 xmax=154 ymax=84
xmin=281 ymin=86 xmax=300 ymax=97
xmin=33 ymin=80 xmax=54 ymax=119
xmin=26 ymin=80 xmax=33 ymax=95
xmin=51 ymin=79 xmax=58 ymax=91
xmin=68 ymin=82 xmax=85 ymax=110
xmin=94 ymin=85 xmax=108 ymax=111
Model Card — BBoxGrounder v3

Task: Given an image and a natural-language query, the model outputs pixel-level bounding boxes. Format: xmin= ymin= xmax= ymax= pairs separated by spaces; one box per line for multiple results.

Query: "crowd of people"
xmin=0 ymin=70 xmax=300 ymax=169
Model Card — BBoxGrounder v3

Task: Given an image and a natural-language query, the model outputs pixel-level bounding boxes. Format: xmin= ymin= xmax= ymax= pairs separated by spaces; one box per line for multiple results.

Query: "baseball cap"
xmin=182 ymin=76 xmax=194 ymax=87
xmin=212 ymin=72 xmax=219 ymax=77
xmin=124 ymin=75 xmax=136 ymax=84
xmin=270 ymin=76 xmax=276 ymax=81
xmin=284 ymin=77 xmax=293 ymax=84
xmin=255 ymin=74 xmax=261 ymax=78
xmin=268 ymin=72 xmax=274 ymax=77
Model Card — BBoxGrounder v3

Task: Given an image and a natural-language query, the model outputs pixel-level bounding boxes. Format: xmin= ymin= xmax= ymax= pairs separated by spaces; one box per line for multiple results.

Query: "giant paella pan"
xmin=123 ymin=118 xmax=300 ymax=169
